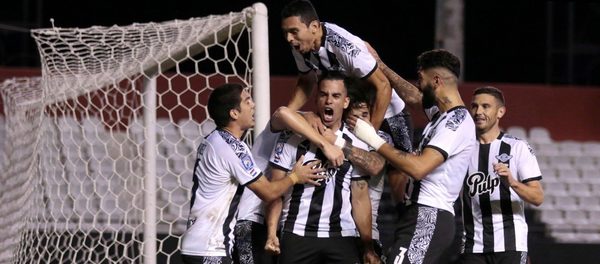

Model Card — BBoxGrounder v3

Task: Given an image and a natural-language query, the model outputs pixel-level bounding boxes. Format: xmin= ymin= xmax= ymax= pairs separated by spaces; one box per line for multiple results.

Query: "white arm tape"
xmin=353 ymin=119 xmax=386 ymax=150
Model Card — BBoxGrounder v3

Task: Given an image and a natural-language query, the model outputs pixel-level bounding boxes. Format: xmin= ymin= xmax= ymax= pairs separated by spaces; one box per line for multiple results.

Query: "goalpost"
xmin=0 ymin=3 xmax=269 ymax=263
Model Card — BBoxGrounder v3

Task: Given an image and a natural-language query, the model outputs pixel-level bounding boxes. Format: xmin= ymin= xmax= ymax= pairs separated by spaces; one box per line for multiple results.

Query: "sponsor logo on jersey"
xmin=467 ymin=172 xmax=500 ymax=197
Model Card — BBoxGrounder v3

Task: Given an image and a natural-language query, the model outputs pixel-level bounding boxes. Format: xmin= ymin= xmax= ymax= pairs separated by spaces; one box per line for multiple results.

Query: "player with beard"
xmin=459 ymin=86 xmax=543 ymax=264
xmin=349 ymin=49 xmax=476 ymax=264
xmin=265 ymin=71 xmax=381 ymax=264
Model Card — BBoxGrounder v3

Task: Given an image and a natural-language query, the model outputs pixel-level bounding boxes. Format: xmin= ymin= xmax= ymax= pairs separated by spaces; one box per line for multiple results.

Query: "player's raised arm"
xmin=365 ymin=41 xmax=422 ymax=108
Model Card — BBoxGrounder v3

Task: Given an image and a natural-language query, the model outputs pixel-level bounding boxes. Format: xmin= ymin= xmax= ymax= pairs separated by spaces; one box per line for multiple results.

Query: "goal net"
xmin=0 ymin=3 xmax=269 ymax=263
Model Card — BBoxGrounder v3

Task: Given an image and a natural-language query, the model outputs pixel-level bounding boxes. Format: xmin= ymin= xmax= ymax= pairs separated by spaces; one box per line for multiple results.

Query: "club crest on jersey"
xmin=495 ymin=153 xmax=513 ymax=163
xmin=467 ymin=172 xmax=500 ymax=197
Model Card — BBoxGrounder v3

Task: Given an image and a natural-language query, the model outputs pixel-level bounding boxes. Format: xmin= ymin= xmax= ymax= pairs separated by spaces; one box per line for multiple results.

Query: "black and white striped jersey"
xmin=408 ymin=106 xmax=476 ymax=214
xmin=269 ymin=124 xmax=370 ymax=238
xmin=237 ymin=121 xmax=281 ymax=224
xmin=181 ymin=129 xmax=262 ymax=257
xmin=462 ymin=132 xmax=542 ymax=253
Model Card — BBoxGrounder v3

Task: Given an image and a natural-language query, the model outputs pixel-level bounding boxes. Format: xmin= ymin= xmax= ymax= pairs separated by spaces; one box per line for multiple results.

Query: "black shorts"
xmin=387 ymin=204 xmax=456 ymax=264
xmin=381 ymin=110 xmax=413 ymax=153
xmin=181 ymin=255 xmax=232 ymax=264
xmin=232 ymin=220 xmax=276 ymax=264
xmin=278 ymin=232 xmax=361 ymax=264
xmin=459 ymin=251 xmax=528 ymax=264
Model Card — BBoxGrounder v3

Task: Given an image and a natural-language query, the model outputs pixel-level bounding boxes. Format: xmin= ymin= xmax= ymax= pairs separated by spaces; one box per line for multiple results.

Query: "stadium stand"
xmin=527 ymin=127 xmax=600 ymax=244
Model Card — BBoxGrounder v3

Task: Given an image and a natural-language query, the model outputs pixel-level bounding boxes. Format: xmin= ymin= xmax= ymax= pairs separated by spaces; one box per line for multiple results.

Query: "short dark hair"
xmin=281 ymin=0 xmax=319 ymax=26
xmin=318 ymin=70 xmax=347 ymax=88
xmin=417 ymin=49 xmax=461 ymax=78
xmin=473 ymin=86 xmax=505 ymax=106
xmin=346 ymin=78 xmax=374 ymax=109
xmin=207 ymin=83 xmax=244 ymax=128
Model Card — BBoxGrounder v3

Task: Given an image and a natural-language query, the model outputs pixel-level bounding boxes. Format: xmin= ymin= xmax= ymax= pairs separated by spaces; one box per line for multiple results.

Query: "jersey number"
xmin=393 ymin=247 xmax=407 ymax=264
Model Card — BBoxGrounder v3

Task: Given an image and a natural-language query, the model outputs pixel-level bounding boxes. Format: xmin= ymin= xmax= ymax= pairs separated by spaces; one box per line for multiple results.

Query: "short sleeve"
xmin=516 ymin=141 xmax=542 ymax=182
xmin=269 ymin=131 xmax=297 ymax=171
xmin=425 ymin=108 xmax=472 ymax=160
xmin=334 ymin=37 xmax=377 ymax=78
xmin=227 ymin=143 xmax=262 ymax=186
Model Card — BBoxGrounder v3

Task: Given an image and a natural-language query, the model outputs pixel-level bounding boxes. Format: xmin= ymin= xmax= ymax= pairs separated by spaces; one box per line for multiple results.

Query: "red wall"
xmin=2 ymin=69 xmax=599 ymax=141
xmin=270 ymin=76 xmax=600 ymax=141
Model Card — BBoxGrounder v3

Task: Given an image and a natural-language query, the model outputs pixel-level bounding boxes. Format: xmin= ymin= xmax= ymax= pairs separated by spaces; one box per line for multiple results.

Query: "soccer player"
xmin=281 ymin=0 xmax=419 ymax=218
xmin=459 ymin=86 xmax=544 ymax=264
xmin=179 ymin=83 xmax=326 ymax=264
xmin=265 ymin=71 xmax=380 ymax=264
xmin=281 ymin=0 xmax=391 ymax=129
xmin=234 ymin=106 xmax=345 ymax=264
xmin=350 ymin=49 xmax=477 ymax=264
xmin=341 ymin=81 xmax=393 ymax=258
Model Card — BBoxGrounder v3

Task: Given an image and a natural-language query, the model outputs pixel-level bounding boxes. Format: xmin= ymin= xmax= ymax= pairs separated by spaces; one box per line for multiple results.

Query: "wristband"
xmin=288 ymin=172 xmax=299 ymax=184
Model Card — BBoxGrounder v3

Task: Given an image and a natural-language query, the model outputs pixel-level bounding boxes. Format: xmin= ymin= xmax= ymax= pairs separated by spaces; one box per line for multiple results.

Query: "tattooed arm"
xmin=365 ymin=42 xmax=422 ymax=107
xmin=377 ymin=145 xmax=444 ymax=181
xmin=342 ymin=141 xmax=386 ymax=177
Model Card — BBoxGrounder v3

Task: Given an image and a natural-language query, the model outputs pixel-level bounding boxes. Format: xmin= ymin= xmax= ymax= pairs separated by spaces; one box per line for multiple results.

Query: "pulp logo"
xmin=466 ymin=172 xmax=500 ymax=197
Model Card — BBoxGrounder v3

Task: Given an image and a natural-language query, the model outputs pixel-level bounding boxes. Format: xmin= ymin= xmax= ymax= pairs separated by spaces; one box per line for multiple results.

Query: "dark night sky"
xmin=1 ymin=1 xmax=599 ymax=85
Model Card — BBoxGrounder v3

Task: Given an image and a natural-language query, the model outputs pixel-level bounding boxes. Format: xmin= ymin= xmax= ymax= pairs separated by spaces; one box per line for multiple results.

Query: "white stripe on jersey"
xmin=269 ymin=124 xmax=369 ymax=238
xmin=181 ymin=129 xmax=262 ymax=257
xmin=408 ymin=106 xmax=476 ymax=214
xmin=237 ymin=122 xmax=281 ymax=224
xmin=370 ymin=130 xmax=394 ymax=240
xmin=292 ymin=22 xmax=377 ymax=78
xmin=462 ymin=132 xmax=542 ymax=253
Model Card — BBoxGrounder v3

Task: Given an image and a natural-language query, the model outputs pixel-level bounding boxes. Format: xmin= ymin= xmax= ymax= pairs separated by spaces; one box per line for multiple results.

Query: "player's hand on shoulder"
xmin=291 ymin=155 xmax=325 ymax=186
xmin=299 ymin=111 xmax=324 ymax=133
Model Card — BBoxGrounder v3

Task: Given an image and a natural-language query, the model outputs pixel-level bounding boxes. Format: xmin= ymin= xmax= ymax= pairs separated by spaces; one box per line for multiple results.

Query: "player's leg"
xmin=386 ymin=204 xmax=455 ymax=264
xmin=233 ymin=220 xmax=275 ymax=264
xmin=420 ymin=206 xmax=455 ymax=264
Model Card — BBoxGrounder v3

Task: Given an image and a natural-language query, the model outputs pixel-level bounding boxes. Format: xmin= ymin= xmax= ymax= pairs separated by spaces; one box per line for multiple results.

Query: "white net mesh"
xmin=0 ymin=5 xmax=266 ymax=263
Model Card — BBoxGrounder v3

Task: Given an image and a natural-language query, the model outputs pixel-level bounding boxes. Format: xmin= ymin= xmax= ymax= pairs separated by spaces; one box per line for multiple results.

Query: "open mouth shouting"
xmin=322 ymin=107 xmax=334 ymax=123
